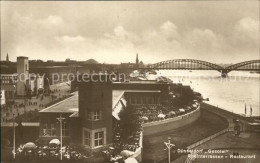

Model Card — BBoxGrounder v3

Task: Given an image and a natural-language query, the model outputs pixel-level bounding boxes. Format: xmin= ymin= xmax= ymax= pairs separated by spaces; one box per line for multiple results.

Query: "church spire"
xmin=136 ymin=53 xmax=139 ymax=65
xmin=6 ymin=53 xmax=9 ymax=62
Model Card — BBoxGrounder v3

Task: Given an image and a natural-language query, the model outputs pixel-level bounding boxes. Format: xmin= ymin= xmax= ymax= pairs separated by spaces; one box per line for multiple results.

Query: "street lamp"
xmin=164 ymin=137 xmax=175 ymax=163
xmin=13 ymin=114 xmax=16 ymax=160
xmin=56 ymin=114 xmax=65 ymax=161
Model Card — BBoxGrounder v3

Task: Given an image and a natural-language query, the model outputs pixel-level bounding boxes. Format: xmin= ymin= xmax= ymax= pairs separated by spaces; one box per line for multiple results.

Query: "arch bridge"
xmin=146 ymin=59 xmax=260 ymax=77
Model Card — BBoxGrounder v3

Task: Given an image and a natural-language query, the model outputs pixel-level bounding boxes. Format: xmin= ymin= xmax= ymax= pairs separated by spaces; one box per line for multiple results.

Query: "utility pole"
xmin=57 ymin=114 xmax=65 ymax=161
xmin=24 ymin=98 xmax=27 ymax=121
xmin=164 ymin=137 xmax=175 ymax=163
xmin=13 ymin=114 xmax=16 ymax=160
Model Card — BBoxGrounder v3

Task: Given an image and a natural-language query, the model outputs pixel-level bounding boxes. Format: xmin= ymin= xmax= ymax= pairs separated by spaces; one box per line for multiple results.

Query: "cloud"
xmin=234 ymin=17 xmax=259 ymax=40
xmin=113 ymin=26 xmax=128 ymax=38
xmin=2 ymin=14 xmax=259 ymax=63
xmin=184 ymin=29 xmax=222 ymax=51
xmin=55 ymin=35 xmax=86 ymax=42
xmin=160 ymin=21 xmax=180 ymax=41
xmin=232 ymin=17 xmax=259 ymax=49
xmin=219 ymin=17 xmax=260 ymax=59
xmin=38 ymin=15 xmax=63 ymax=26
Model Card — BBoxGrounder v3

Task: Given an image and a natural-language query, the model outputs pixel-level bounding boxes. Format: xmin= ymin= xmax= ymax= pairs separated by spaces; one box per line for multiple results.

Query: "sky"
xmin=1 ymin=1 xmax=259 ymax=64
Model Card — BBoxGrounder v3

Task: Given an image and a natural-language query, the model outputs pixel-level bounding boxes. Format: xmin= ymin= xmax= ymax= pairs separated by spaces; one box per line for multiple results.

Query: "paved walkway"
xmin=191 ymin=132 xmax=260 ymax=163
xmin=200 ymin=103 xmax=235 ymax=131
xmin=174 ymin=104 xmax=260 ymax=163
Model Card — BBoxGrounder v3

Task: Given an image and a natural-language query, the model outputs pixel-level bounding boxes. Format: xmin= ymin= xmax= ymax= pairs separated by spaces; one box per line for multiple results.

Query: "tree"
xmin=118 ymin=104 xmax=141 ymax=142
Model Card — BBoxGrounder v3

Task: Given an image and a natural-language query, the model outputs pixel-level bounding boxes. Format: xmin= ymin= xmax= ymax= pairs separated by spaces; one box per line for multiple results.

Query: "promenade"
xmin=187 ymin=132 xmax=260 ymax=163
xmin=1 ymin=83 xmax=70 ymax=123
xmin=142 ymin=108 xmax=228 ymax=162
xmin=174 ymin=103 xmax=260 ymax=163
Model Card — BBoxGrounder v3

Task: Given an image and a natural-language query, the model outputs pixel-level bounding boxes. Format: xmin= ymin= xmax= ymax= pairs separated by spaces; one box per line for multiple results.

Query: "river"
xmin=147 ymin=70 xmax=260 ymax=116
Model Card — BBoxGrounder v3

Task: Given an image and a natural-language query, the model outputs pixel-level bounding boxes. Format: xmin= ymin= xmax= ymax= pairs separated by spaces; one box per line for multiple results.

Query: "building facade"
xmin=78 ymin=75 xmax=113 ymax=148
xmin=16 ymin=56 xmax=29 ymax=96
xmin=38 ymin=78 xmax=171 ymax=150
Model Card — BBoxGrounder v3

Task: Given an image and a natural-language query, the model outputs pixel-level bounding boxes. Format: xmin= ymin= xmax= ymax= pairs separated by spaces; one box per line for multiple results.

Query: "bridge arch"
xmin=224 ymin=60 xmax=260 ymax=73
xmin=148 ymin=59 xmax=224 ymax=72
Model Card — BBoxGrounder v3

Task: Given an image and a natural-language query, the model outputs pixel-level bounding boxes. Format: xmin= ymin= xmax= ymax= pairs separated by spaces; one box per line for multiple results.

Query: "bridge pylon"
xmin=221 ymin=69 xmax=228 ymax=77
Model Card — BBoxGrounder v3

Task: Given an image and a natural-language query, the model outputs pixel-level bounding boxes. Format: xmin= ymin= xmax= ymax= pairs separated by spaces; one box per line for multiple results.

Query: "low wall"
xmin=142 ymin=106 xmax=201 ymax=136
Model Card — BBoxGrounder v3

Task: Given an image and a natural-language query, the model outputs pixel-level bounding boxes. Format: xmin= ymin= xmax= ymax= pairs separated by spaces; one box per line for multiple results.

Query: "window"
xmin=86 ymin=111 xmax=101 ymax=121
xmin=42 ymin=123 xmax=48 ymax=136
xmin=93 ymin=111 xmax=101 ymax=120
xmin=154 ymin=97 xmax=157 ymax=104
xmin=137 ymin=97 xmax=141 ymax=104
xmin=50 ymin=123 xmax=56 ymax=136
xmin=84 ymin=131 xmax=91 ymax=146
xmin=42 ymin=123 xmax=56 ymax=137
xmin=82 ymin=128 xmax=106 ymax=148
xmin=94 ymin=131 xmax=104 ymax=147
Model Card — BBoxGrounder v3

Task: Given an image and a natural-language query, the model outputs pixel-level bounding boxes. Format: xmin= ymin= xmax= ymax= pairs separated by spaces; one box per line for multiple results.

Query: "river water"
xmin=147 ymin=70 xmax=260 ymax=116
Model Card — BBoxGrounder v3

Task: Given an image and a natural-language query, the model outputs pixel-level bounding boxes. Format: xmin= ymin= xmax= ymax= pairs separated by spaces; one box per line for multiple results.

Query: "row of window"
xmin=1 ymin=80 xmax=17 ymax=84
xmin=0 ymin=76 xmax=17 ymax=80
xmin=41 ymin=123 xmax=106 ymax=148
xmin=42 ymin=123 xmax=70 ymax=137
xmin=127 ymin=96 xmax=159 ymax=105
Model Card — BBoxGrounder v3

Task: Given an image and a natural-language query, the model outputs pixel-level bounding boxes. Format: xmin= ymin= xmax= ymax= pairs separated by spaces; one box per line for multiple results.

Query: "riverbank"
xmin=142 ymin=104 xmax=229 ymax=162
xmin=202 ymin=103 xmax=260 ymax=123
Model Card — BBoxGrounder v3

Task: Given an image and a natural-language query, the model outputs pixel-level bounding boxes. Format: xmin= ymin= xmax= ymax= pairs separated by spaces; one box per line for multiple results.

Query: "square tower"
xmin=16 ymin=56 xmax=29 ymax=96
xmin=78 ymin=74 xmax=113 ymax=149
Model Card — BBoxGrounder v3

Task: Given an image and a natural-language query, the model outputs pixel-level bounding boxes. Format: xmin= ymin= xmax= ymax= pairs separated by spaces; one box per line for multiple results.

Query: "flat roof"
xmin=40 ymin=93 xmax=78 ymax=113
xmin=40 ymin=91 xmax=126 ymax=114
xmin=39 ymin=89 xmax=161 ymax=114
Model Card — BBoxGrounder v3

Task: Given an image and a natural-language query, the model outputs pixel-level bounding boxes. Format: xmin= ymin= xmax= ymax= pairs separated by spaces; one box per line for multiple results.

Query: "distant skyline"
xmin=1 ymin=1 xmax=259 ymax=64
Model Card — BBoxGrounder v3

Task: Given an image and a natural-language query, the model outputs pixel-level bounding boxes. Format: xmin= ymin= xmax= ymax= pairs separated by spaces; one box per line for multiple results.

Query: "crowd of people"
xmin=13 ymin=143 xmax=91 ymax=162
xmin=1 ymin=88 xmax=71 ymax=123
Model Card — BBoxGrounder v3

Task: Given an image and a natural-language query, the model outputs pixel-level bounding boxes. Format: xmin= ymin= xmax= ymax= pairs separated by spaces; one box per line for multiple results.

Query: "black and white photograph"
xmin=1 ymin=0 xmax=260 ymax=162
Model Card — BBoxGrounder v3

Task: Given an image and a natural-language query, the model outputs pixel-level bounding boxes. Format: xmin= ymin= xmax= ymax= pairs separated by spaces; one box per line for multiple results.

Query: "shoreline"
xmin=201 ymin=103 xmax=260 ymax=123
